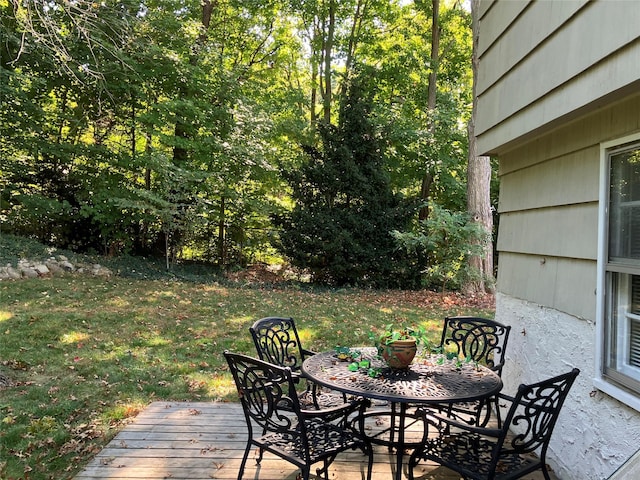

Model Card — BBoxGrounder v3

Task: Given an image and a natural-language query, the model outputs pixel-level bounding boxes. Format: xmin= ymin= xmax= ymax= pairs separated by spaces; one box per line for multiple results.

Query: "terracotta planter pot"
xmin=381 ymin=338 xmax=417 ymax=369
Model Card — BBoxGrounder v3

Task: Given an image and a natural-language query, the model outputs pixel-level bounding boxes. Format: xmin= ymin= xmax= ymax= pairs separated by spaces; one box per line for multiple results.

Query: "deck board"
xmin=74 ymin=401 xmax=557 ymax=480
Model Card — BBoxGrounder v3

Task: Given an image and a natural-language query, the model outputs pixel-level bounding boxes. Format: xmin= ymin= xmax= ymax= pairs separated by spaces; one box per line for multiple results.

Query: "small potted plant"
xmin=370 ymin=324 xmax=431 ymax=370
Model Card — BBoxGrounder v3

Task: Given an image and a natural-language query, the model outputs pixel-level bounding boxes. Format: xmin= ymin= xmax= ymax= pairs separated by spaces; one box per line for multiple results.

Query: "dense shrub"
xmin=392 ymin=203 xmax=489 ymax=291
xmin=275 ymin=70 xmax=421 ymax=288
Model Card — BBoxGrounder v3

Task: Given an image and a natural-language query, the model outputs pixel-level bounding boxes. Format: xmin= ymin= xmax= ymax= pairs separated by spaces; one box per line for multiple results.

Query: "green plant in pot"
xmin=370 ymin=324 xmax=431 ymax=370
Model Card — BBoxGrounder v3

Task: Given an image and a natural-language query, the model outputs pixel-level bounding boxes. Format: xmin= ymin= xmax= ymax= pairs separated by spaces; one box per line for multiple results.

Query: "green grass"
xmin=0 ymin=236 xmax=494 ymax=479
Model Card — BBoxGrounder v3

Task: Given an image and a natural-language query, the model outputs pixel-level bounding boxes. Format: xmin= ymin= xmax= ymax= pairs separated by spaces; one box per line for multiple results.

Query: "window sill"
xmin=594 ymin=377 xmax=640 ymax=412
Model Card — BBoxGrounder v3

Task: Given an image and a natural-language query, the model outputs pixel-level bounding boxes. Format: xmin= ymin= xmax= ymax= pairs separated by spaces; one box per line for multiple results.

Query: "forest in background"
xmin=0 ymin=0 xmax=497 ymax=290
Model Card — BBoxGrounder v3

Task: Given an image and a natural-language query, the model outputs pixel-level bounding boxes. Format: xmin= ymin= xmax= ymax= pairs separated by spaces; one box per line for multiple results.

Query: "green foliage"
xmin=276 ymin=70 xmax=420 ymax=288
xmin=370 ymin=323 xmax=431 ymax=349
xmin=0 ymin=0 xmax=295 ymax=265
xmin=393 ymin=203 xmax=489 ymax=291
xmin=359 ymin=1 xmax=473 ymax=212
xmin=0 ymin=233 xmax=67 ymax=262
xmin=0 ymin=0 xmax=486 ymax=288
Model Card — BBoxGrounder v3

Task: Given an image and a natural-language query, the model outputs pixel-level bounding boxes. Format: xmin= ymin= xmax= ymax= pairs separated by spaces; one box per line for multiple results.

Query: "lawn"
xmin=0 ymin=272 xmax=494 ymax=479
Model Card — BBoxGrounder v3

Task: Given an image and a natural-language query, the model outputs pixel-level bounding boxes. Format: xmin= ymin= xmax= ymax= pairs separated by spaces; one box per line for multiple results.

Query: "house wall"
xmin=477 ymin=1 xmax=640 ymax=477
xmin=493 ymin=81 xmax=640 ymax=480
xmin=477 ymin=0 xmax=640 ymax=156
xmin=497 ymin=293 xmax=640 ymax=480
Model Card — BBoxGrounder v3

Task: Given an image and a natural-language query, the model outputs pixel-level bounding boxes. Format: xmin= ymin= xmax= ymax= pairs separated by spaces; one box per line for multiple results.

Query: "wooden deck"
xmin=74 ymin=401 xmax=558 ymax=480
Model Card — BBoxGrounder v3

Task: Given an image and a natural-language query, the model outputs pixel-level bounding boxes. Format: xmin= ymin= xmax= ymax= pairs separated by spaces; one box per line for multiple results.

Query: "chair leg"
xmin=257 ymin=428 xmax=267 ymax=463
xmin=301 ymin=466 xmax=311 ymax=480
xmin=365 ymin=441 xmax=374 ymax=480
xmin=495 ymin=396 xmax=502 ymax=428
xmin=238 ymin=443 xmax=251 ymax=480
xmin=356 ymin=408 xmax=374 ymax=480
xmin=407 ymin=456 xmax=416 ymax=480
xmin=476 ymin=397 xmax=491 ymax=427
xmin=407 ymin=432 xmax=425 ymax=480
xmin=311 ymin=382 xmax=321 ymax=409
xmin=389 ymin=402 xmax=397 ymax=451
xmin=315 ymin=457 xmax=333 ymax=479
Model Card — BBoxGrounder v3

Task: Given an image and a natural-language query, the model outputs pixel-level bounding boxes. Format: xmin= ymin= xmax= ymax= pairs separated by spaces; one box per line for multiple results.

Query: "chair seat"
xmin=423 ymin=431 xmax=540 ymax=480
xmin=297 ymin=389 xmax=349 ymax=410
xmin=429 ymin=397 xmax=495 ymax=427
xmin=256 ymin=417 xmax=365 ymax=466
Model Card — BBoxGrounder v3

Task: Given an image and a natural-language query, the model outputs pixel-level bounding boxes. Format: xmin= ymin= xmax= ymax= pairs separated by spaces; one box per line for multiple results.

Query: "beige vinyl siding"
xmin=499 ymin=94 xmax=640 ymax=176
xmin=478 ymin=0 xmax=586 ymax=91
xmin=497 ymin=253 xmax=595 ymax=321
xmin=477 ymin=0 xmax=640 ymax=155
xmin=477 ymin=0 xmax=529 ymax=55
xmin=496 ymin=93 xmax=640 ymax=321
xmin=497 ymin=202 xmax=598 ymax=319
xmin=497 ymin=204 xmax=598 ymax=260
xmin=498 ymin=147 xmax=599 ymax=210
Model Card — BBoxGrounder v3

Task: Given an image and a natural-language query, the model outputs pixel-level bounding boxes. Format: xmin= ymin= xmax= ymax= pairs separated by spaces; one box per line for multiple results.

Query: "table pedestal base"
xmin=357 ymin=403 xmax=424 ymax=480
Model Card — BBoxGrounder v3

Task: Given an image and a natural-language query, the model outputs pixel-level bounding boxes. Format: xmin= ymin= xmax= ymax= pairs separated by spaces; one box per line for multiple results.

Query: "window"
xmin=597 ymin=135 xmax=640 ymax=407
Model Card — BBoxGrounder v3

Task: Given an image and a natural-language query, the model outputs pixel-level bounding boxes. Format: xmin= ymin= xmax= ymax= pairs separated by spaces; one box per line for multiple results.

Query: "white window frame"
xmin=595 ymin=132 xmax=640 ymax=412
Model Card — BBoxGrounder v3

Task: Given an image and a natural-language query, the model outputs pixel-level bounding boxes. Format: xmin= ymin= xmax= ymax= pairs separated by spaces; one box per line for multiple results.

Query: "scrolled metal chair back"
xmin=441 ymin=316 xmax=511 ymax=374
xmin=502 ymin=368 xmax=580 ymax=456
xmin=250 ymin=317 xmax=306 ymax=371
xmin=224 ymin=351 xmax=299 ymax=434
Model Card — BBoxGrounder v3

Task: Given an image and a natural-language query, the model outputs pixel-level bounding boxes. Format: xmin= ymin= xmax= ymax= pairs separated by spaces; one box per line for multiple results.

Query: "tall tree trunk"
xmin=56 ymin=86 xmax=69 ymax=143
xmin=338 ymin=0 xmax=368 ymax=100
xmin=131 ymin=100 xmax=136 ymax=162
xmin=172 ymin=0 xmax=215 ymax=165
xmin=218 ymin=195 xmax=226 ymax=266
xmin=464 ymin=0 xmax=494 ymax=295
xmin=310 ymin=17 xmax=320 ymax=128
xmin=426 ymin=0 xmax=440 ymax=117
xmin=144 ymin=125 xmax=152 ymax=190
xmin=344 ymin=0 xmax=367 ymax=75
xmin=311 ymin=64 xmax=318 ymax=127
xmin=419 ymin=0 xmax=440 ymax=221
xmin=168 ymin=1 xmax=216 ymax=265
xmin=323 ymin=0 xmax=335 ymax=124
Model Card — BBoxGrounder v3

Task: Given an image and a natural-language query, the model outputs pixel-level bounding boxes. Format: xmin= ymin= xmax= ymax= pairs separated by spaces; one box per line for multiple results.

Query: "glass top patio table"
xmin=301 ymin=347 xmax=503 ymax=480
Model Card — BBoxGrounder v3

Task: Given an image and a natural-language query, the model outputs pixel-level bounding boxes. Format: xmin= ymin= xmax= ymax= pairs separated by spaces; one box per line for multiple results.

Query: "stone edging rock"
xmin=0 ymin=256 xmax=112 ymax=281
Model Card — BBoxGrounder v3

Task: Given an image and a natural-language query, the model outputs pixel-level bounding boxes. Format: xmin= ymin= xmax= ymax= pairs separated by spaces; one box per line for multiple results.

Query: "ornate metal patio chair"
xmin=224 ymin=351 xmax=373 ymax=480
xmin=384 ymin=316 xmax=511 ymax=449
xmin=249 ymin=316 xmax=346 ymax=410
xmin=408 ymin=368 xmax=580 ymax=480
xmin=431 ymin=316 xmax=512 ymax=427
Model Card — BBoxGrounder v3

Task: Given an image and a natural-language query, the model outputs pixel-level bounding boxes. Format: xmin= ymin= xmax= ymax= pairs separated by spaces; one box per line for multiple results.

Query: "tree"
xmin=1 ymin=0 xmax=480 ymax=288
xmin=355 ymin=0 xmax=472 ymax=212
xmin=464 ymin=0 xmax=494 ymax=294
xmin=6 ymin=0 xmax=136 ymax=86
xmin=276 ymin=69 xmax=419 ymax=287
xmin=419 ymin=0 xmax=440 ymax=221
